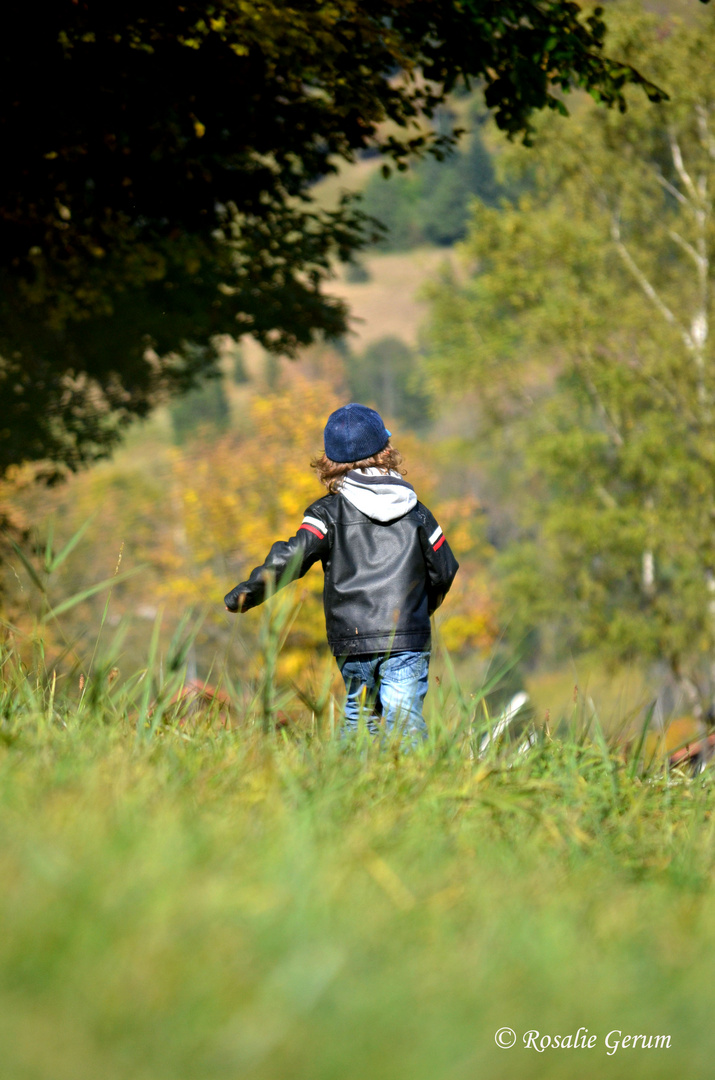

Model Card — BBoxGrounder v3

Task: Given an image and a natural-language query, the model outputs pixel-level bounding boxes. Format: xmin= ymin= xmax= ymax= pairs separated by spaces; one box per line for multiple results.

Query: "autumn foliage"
xmin=0 ymin=355 xmax=498 ymax=682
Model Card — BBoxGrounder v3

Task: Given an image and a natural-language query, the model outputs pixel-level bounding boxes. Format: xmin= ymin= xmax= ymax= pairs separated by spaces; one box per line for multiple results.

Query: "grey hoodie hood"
xmin=339 ymin=468 xmax=417 ymax=523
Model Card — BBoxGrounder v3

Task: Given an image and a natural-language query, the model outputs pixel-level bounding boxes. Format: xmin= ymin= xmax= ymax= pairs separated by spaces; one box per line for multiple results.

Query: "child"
xmin=224 ymin=402 xmax=458 ymax=743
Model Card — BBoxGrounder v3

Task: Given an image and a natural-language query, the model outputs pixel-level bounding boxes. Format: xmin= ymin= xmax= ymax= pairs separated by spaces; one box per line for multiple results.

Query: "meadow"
xmin=1 ymin=606 xmax=714 ymax=1080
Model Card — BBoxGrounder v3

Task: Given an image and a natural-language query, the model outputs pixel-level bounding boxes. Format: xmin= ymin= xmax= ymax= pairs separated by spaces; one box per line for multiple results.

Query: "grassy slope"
xmin=329 ymin=246 xmax=457 ymax=349
xmin=234 ymin=244 xmax=457 ymax=383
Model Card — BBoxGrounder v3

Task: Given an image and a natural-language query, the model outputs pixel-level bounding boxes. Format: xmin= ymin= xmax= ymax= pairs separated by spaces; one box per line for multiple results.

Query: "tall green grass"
xmin=1 ymin=577 xmax=714 ymax=1079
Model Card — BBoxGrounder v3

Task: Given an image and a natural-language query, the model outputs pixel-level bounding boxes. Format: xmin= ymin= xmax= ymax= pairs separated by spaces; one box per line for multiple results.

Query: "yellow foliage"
xmin=438 ymin=611 xmax=499 ymax=655
xmin=158 ymin=372 xmax=340 ymax=662
xmin=0 ymin=464 xmax=39 ymax=536
xmin=0 ymin=359 xmax=500 ymax=676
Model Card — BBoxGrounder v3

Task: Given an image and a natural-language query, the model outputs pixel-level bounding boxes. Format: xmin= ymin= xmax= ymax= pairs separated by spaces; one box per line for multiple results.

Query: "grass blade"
xmin=42 ymin=565 xmax=145 ymax=621
xmin=628 ymin=700 xmax=657 ymax=780
xmin=46 ymin=514 xmax=98 ymax=574
xmin=5 ymin=535 xmax=47 ymax=595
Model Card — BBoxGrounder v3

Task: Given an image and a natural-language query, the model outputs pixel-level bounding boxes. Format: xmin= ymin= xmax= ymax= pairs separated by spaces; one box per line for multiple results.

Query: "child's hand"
xmin=225 ymin=592 xmax=247 ymax=613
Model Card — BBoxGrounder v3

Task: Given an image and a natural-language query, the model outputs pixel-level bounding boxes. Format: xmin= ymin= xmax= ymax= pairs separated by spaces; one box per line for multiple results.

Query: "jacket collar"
xmin=340 ymin=468 xmax=417 ymax=522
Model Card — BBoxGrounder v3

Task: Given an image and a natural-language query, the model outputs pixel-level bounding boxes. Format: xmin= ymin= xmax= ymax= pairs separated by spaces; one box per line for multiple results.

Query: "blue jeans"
xmin=337 ymin=651 xmax=430 ymax=744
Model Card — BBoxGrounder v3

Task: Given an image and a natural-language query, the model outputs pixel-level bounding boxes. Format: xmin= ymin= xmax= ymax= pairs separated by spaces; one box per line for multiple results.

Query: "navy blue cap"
xmin=324 ymin=403 xmax=392 ymax=464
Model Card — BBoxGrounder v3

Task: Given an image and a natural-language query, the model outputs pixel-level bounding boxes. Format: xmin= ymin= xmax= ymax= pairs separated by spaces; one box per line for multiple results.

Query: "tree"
xmin=1 ymin=1 xmax=664 ymax=480
xmin=347 ymin=337 xmax=432 ymax=431
xmin=360 ymin=118 xmax=501 ymax=250
xmin=424 ymin=4 xmax=715 ymax=704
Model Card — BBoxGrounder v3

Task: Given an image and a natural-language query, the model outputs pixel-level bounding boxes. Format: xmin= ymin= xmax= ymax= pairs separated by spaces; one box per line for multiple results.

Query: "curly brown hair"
xmin=311 ymin=443 xmax=405 ymax=493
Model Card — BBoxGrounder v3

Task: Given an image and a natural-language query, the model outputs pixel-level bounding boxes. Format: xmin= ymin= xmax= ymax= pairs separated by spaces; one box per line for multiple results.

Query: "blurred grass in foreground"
xmin=1 ymin=620 xmax=714 ymax=1080
xmin=1 ymin=698 xmax=713 ymax=1078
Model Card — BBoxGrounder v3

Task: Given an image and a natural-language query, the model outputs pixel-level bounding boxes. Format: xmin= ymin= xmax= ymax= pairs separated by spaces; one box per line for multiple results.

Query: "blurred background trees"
xmin=359 ymin=100 xmax=502 ymax=251
xmin=425 ymin=3 xmax=715 ymax=705
xmin=344 ymin=337 xmax=432 ymax=433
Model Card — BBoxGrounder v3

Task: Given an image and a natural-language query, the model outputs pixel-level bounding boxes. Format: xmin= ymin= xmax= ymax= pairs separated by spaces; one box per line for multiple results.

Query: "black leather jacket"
xmin=224 ymin=485 xmax=459 ymax=656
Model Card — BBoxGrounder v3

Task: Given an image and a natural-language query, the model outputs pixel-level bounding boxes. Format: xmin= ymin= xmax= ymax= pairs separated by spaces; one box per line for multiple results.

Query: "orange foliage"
xmin=0 ymin=358 xmax=499 ymax=677
xmin=159 ymin=372 xmax=340 ymax=674
xmin=0 ymin=466 xmax=32 ymax=532
xmin=429 ymin=496 xmax=499 ymax=654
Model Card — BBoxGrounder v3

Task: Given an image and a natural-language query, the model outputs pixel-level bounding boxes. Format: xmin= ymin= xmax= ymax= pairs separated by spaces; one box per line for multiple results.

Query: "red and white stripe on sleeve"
xmin=429 ymin=524 xmax=445 ymax=551
xmin=299 ymin=515 xmax=328 ymax=540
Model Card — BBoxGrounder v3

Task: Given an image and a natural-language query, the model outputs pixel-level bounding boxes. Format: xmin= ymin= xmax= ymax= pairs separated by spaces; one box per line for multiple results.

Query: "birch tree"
xmin=425 ymin=3 xmax=715 ymax=703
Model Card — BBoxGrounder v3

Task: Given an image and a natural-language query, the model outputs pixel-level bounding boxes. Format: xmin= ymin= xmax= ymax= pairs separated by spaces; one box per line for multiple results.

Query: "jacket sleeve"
xmin=417 ymin=505 xmax=459 ymax=617
xmin=224 ymin=505 xmax=330 ymax=612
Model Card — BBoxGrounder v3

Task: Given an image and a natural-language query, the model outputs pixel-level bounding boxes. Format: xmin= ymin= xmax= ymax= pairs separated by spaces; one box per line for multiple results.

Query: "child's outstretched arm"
xmin=224 ymin=508 xmax=330 ymax=613
xmin=417 ymin=506 xmax=459 ymax=616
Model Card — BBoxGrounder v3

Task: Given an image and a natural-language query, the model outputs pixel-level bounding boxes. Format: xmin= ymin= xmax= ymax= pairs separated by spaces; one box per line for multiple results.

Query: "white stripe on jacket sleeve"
xmin=302 ymin=515 xmax=327 ymax=535
xmin=429 ymin=525 xmax=443 ymax=545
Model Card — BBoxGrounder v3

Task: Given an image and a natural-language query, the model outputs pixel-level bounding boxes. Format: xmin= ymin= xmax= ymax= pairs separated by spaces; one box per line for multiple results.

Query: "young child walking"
xmin=224 ymin=403 xmax=459 ymax=743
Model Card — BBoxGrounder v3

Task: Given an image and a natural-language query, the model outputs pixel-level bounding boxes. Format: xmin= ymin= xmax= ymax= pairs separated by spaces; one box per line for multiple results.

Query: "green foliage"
xmin=424 ymin=4 xmax=715 ymax=691
xmin=347 ymin=337 xmax=433 ymax=432
xmin=1 ymin=1 xmax=663 ymax=480
xmin=361 ymin=115 xmax=501 ymax=250
xmin=170 ymin=378 xmax=231 ymax=445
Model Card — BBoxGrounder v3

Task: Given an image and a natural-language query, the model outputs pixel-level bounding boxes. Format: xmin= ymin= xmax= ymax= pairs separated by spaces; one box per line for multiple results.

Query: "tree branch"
xmin=655 ymin=171 xmax=688 ymax=207
xmin=696 ymin=103 xmax=715 ymax=162
xmin=576 ymin=358 xmax=624 ymax=448
xmin=596 ymin=484 xmax=618 ymax=510
xmin=611 ymin=216 xmax=694 ymax=352
xmin=669 ymin=128 xmax=699 ymax=202
xmin=669 ymin=228 xmax=706 ymax=270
